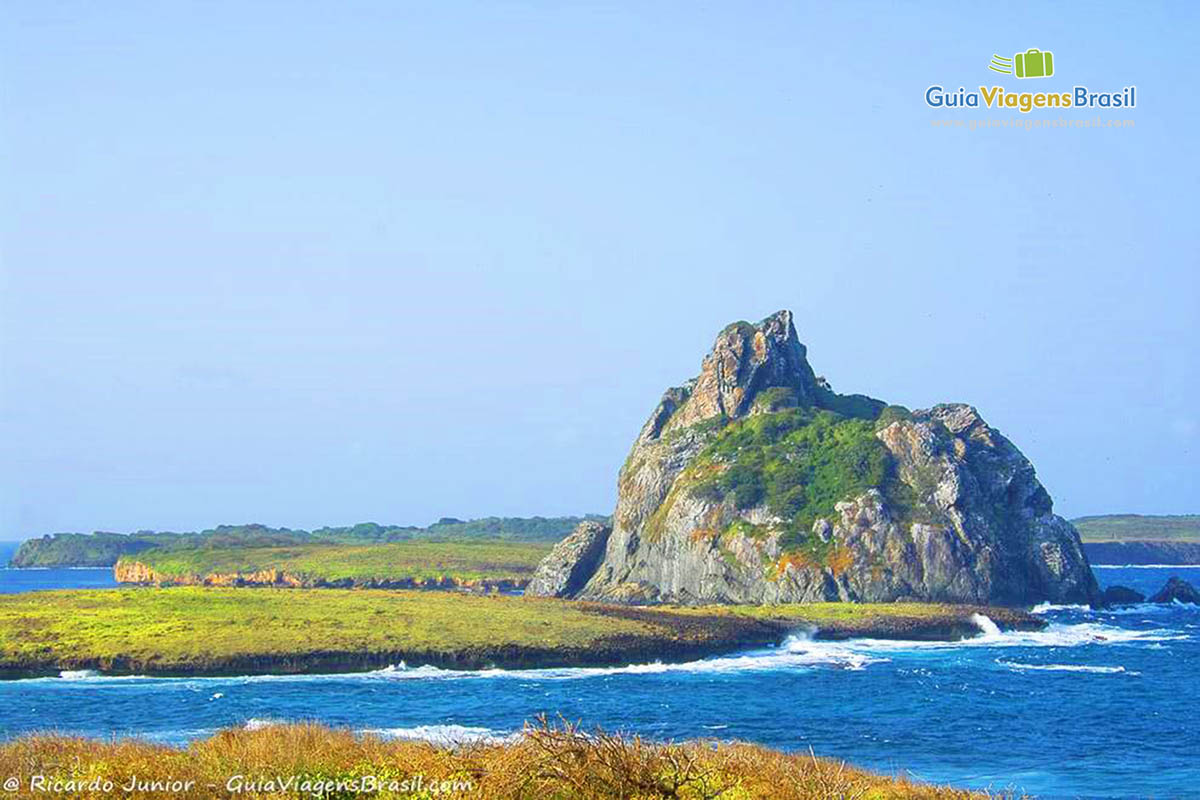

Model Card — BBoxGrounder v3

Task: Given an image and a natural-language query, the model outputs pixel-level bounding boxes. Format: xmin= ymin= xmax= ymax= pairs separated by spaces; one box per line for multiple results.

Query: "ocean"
xmin=0 ymin=567 xmax=118 ymax=593
xmin=0 ymin=565 xmax=1196 ymax=799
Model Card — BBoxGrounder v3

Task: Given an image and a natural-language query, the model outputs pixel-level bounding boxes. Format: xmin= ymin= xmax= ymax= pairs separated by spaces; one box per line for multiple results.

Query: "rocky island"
xmin=530 ymin=310 xmax=1099 ymax=606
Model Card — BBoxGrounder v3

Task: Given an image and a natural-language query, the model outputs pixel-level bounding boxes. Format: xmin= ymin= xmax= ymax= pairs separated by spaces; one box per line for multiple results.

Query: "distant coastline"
xmin=1074 ymin=514 xmax=1200 ymax=565
xmin=6 ymin=516 xmax=604 ymax=568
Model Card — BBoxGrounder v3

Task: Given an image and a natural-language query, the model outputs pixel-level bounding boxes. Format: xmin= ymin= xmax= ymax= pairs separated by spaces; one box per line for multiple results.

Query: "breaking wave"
xmin=360 ymin=635 xmax=884 ymax=681
xmin=1030 ymin=602 xmax=1091 ymax=614
xmin=1092 ymin=564 xmax=1200 ymax=569
xmin=969 ymin=613 xmax=1002 ymax=636
xmin=243 ymin=717 xmax=289 ymax=731
xmin=845 ymin=615 xmax=1187 ymax=653
xmin=50 ymin=670 xmax=153 ymax=683
xmin=360 ymin=725 xmax=516 ymax=745
xmin=996 ymin=660 xmax=1136 ymax=675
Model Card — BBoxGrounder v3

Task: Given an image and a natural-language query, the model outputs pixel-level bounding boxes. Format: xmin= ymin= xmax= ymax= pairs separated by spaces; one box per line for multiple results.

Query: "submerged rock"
xmin=1100 ymin=585 xmax=1146 ymax=606
xmin=1148 ymin=577 xmax=1200 ymax=604
xmin=529 ymin=310 xmax=1100 ymax=606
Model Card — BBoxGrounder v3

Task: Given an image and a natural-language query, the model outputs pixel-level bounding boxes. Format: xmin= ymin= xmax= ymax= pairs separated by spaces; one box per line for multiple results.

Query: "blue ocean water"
xmin=0 ymin=567 xmax=118 ymax=593
xmin=0 ymin=566 xmax=1197 ymax=799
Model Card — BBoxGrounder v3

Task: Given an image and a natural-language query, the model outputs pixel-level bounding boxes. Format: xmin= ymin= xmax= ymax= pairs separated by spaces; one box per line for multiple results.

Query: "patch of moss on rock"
xmin=751 ymin=386 xmax=800 ymax=414
xmin=684 ymin=408 xmax=899 ymax=562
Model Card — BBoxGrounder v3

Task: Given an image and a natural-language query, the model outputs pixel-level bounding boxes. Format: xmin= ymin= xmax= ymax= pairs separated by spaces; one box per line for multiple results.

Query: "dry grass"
xmin=0 ymin=718 xmax=1016 ymax=799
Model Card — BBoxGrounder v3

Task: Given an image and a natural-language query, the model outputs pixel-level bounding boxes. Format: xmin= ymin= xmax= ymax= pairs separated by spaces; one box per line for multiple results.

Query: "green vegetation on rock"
xmin=7 ymin=531 xmax=168 ymax=568
xmin=685 ymin=408 xmax=895 ymax=555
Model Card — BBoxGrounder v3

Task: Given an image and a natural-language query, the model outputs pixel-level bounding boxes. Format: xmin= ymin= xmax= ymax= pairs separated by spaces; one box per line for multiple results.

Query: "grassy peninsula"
xmin=115 ymin=540 xmax=552 ymax=588
xmin=0 ymin=720 xmax=992 ymax=800
xmin=0 ymin=588 xmax=1041 ymax=678
xmin=1072 ymin=514 xmax=1200 ymax=565
xmin=1072 ymin=514 xmax=1200 ymax=542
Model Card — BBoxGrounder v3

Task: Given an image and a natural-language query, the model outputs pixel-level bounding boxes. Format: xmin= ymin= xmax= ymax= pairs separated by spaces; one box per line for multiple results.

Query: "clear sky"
xmin=1 ymin=2 xmax=1196 ymax=537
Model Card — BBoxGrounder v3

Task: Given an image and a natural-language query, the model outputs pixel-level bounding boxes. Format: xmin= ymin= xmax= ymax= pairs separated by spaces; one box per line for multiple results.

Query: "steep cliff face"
xmin=526 ymin=521 xmax=612 ymax=598
xmin=529 ymin=310 xmax=1099 ymax=606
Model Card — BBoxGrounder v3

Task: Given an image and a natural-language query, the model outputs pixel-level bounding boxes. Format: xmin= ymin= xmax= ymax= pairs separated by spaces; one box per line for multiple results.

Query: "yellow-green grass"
xmin=0 ymin=588 xmax=1041 ymax=678
xmin=0 ymin=588 xmax=781 ymax=676
xmin=118 ymin=540 xmax=552 ymax=585
xmin=0 ymin=719 xmax=1005 ymax=800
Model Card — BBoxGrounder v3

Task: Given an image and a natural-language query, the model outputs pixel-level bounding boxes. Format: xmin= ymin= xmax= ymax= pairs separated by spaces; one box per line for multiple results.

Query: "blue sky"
xmin=1 ymin=2 xmax=1196 ymax=536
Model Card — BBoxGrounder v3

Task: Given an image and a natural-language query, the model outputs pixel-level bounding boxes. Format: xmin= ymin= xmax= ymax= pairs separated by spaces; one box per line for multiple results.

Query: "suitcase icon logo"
xmin=989 ymin=49 xmax=1055 ymax=79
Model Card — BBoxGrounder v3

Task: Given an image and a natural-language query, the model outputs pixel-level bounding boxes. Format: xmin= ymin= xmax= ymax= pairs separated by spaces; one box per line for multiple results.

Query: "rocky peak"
xmin=529 ymin=310 xmax=1100 ymax=608
xmin=657 ymin=310 xmax=819 ymax=437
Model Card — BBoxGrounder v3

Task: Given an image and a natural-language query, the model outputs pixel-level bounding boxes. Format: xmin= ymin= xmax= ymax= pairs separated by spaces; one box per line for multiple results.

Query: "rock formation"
xmin=1148 ymin=576 xmax=1200 ymax=604
xmin=529 ymin=310 xmax=1100 ymax=606
xmin=1100 ymin=585 xmax=1145 ymax=606
xmin=526 ymin=521 xmax=612 ymax=598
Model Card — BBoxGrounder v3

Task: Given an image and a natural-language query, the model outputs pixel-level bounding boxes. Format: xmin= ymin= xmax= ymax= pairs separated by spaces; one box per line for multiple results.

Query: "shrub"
xmin=685 ymin=409 xmax=897 ymax=565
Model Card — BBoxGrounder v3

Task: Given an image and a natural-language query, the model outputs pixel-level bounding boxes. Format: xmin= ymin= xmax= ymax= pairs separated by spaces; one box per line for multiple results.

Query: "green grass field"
xmin=0 ymin=588 xmax=772 ymax=675
xmin=0 ymin=588 xmax=1040 ymax=677
xmin=1072 ymin=514 xmax=1200 ymax=542
xmin=119 ymin=540 xmax=553 ymax=585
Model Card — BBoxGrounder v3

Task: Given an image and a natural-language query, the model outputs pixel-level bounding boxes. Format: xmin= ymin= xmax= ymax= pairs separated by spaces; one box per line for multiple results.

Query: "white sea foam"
xmin=1092 ymin=564 xmax=1200 ymax=569
xmin=360 ymin=724 xmax=516 ymax=745
xmin=243 ymin=717 xmax=289 ymax=730
xmin=1030 ymin=602 xmax=1091 ymax=614
xmin=1097 ymin=602 xmax=1177 ymax=616
xmin=51 ymin=669 xmax=154 ymax=682
xmin=969 ymin=613 xmax=1003 ymax=637
xmin=845 ymin=617 xmax=1186 ymax=654
xmin=996 ymin=660 xmax=1136 ymax=675
xmin=357 ymin=636 xmax=883 ymax=681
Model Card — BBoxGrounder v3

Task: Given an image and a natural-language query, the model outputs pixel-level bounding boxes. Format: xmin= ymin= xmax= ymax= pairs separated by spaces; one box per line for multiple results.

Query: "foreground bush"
xmin=0 ymin=718 xmax=1016 ymax=799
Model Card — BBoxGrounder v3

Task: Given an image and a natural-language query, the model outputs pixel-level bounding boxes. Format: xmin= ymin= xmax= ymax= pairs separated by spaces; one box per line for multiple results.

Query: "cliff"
xmin=529 ymin=310 xmax=1099 ymax=606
